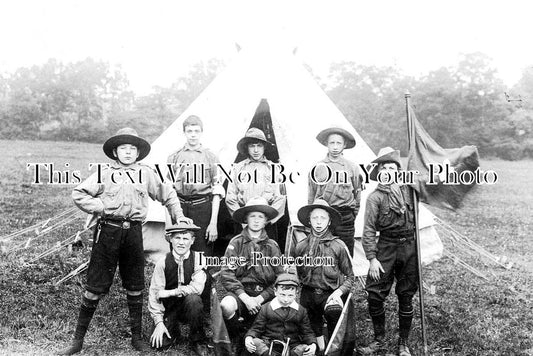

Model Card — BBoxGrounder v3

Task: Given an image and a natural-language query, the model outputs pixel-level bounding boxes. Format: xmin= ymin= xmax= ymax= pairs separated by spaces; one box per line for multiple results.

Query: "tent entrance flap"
xmin=216 ymin=98 xmax=290 ymax=254
xmin=235 ymin=98 xmax=280 ymax=163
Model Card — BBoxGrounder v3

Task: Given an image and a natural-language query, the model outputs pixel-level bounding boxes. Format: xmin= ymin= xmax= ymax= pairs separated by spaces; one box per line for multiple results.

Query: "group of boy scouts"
xmin=59 ymin=114 xmax=419 ymax=356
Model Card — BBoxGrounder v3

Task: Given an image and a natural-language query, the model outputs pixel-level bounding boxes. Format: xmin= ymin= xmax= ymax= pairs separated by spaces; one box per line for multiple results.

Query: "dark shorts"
xmin=85 ymin=222 xmax=144 ymax=295
xmin=365 ymin=237 xmax=419 ymax=304
xmin=331 ymin=206 xmax=356 ymax=255
xmin=180 ymin=195 xmax=214 ymax=255
xmin=299 ymin=287 xmax=333 ymax=336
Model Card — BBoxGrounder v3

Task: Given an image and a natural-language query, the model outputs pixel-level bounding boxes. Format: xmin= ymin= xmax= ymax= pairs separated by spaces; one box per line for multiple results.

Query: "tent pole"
xmin=405 ymin=92 xmax=429 ymax=356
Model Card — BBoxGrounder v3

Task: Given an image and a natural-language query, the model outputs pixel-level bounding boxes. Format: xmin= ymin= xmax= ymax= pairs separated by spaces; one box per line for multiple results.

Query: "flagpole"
xmin=405 ymin=92 xmax=429 ymax=356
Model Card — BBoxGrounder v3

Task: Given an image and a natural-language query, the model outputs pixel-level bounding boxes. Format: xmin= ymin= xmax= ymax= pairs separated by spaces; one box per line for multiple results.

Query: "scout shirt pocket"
xmin=332 ymin=168 xmax=354 ymax=201
xmin=100 ymin=183 xmax=122 ymax=214
xmin=323 ymin=263 xmax=341 ymax=288
xmin=377 ymin=198 xmax=395 ymax=228
xmin=131 ymin=185 xmax=148 ymax=216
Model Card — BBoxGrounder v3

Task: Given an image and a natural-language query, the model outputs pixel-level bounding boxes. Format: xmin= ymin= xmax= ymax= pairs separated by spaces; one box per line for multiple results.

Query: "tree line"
xmin=0 ymin=53 xmax=531 ymax=159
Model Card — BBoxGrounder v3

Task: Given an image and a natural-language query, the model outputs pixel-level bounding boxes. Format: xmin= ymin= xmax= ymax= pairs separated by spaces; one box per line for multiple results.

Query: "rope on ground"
xmin=27 ymin=227 xmax=90 ymax=264
xmin=434 ymin=217 xmax=512 ymax=269
xmin=0 ymin=207 xmax=79 ymax=242
xmin=55 ymin=260 xmax=89 ymax=286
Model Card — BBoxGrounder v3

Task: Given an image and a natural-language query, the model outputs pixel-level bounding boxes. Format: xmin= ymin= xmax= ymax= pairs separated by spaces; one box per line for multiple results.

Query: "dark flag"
xmin=407 ymin=103 xmax=480 ymax=210
xmin=324 ymin=292 xmax=355 ymax=356
xmin=210 ymin=287 xmax=232 ymax=356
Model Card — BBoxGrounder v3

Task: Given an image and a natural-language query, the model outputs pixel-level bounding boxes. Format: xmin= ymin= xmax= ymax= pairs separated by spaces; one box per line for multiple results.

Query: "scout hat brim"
xmin=368 ymin=148 xmax=401 ymax=181
xmin=103 ymin=134 xmax=151 ymax=161
xmin=233 ymin=203 xmax=278 ymax=224
xmin=297 ymin=203 xmax=341 ymax=229
xmin=236 ymin=137 xmax=276 ymax=156
xmin=316 ymin=128 xmax=356 ymax=149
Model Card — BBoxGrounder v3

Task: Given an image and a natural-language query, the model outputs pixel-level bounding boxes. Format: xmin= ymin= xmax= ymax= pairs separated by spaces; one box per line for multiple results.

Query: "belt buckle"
xmin=122 ymin=221 xmax=130 ymax=229
xmin=255 ymin=285 xmax=264 ymax=292
xmin=314 ymin=288 xmax=323 ymax=295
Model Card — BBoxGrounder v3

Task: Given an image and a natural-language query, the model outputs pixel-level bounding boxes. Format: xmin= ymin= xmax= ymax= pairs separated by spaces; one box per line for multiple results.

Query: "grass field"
xmin=0 ymin=139 xmax=532 ymax=356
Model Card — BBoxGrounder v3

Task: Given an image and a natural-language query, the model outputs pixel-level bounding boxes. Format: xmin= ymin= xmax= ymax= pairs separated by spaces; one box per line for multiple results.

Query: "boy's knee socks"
xmin=73 ymin=296 xmax=99 ymax=340
xmin=127 ymin=293 xmax=143 ymax=338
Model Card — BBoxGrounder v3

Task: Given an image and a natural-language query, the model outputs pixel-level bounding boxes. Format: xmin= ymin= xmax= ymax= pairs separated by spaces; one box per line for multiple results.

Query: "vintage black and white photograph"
xmin=0 ymin=1 xmax=531 ymax=355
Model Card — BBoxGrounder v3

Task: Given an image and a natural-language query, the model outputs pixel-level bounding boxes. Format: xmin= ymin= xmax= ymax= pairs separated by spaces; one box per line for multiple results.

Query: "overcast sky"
xmin=1 ymin=0 xmax=531 ymax=95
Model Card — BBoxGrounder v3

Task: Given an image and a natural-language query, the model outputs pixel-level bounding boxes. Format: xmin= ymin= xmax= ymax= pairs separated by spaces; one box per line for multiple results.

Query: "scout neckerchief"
xmin=241 ymin=228 xmax=275 ymax=284
xmin=377 ymin=183 xmax=406 ymax=215
xmin=172 ymin=250 xmax=190 ymax=285
xmin=301 ymin=229 xmax=337 ymax=285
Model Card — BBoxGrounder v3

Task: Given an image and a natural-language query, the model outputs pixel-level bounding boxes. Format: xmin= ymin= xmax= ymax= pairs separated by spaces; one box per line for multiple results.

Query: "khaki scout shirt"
xmin=362 ymin=184 xmax=415 ymax=260
xmin=72 ymin=162 xmax=184 ymax=222
xmin=167 ymin=144 xmax=225 ymax=197
xmin=225 ymin=157 xmax=286 ymax=223
xmin=220 ymin=228 xmax=284 ymax=302
xmin=308 ymin=154 xmax=362 ymax=213
xmin=294 ymin=231 xmax=354 ymax=294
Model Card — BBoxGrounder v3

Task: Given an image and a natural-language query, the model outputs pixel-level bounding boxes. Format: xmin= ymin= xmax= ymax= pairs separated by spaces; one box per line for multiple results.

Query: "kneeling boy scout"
xmin=148 ymin=221 xmax=209 ymax=356
xmin=60 ymin=128 xmax=191 ymax=355
xmin=245 ymin=273 xmax=317 ymax=356
xmin=294 ymin=199 xmax=354 ymax=354
xmin=358 ymin=147 xmax=417 ymax=356
xmin=220 ymin=196 xmax=285 ymax=354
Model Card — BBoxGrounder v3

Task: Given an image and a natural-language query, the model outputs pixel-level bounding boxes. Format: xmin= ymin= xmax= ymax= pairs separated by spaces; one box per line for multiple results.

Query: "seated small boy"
xmin=244 ymin=273 xmax=317 ymax=356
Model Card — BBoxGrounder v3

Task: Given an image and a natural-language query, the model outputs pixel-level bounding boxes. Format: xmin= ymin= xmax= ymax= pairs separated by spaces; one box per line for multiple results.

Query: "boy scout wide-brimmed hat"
xmin=274 ymin=273 xmax=300 ymax=287
xmin=103 ymin=127 xmax=151 ymax=161
xmin=368 ymin=147 xmax=402 ymax=181
xmin=233 ymin=196 xmax=278 ymax=224
xmin=165 ymin=221 xmax=201 ymax=242
xmin=297 ymin=199 xmax=341 ymax=229
xmin=236 ymin=128 xmax=276 ymax=156
xmin=316 ymin=127 xmax=356 ymax=149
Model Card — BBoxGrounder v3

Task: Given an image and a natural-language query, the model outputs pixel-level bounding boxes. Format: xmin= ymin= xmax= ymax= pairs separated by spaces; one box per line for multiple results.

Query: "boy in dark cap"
xmin=226 ymin=127 xmax=286 ymax=241
xmin=245 ymin=273 xmax=317 ymax=356
xmin=60 ymin=128 xmax=191 ymax=355
xmin=167 ymin=115 xmax=225 ymax=255
xmin=309 ymin=127 xmax=363 ymax=255
xmin=358 ymin=147 xmax=417 ymax=356
xmin=294 ymin=199 xmax=355 ymax=354
xmin=220 ymin=196 xmax=285 ymax=354
xmin=148 ymin=221 xmax=209 ymax=356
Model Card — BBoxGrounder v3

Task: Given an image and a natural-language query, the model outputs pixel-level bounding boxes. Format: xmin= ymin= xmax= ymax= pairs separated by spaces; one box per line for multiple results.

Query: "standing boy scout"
xmin=148 ymin=221 xmax=209 ymax=356
xmin=167 ymin=115 xmax=224 ymax=255
xmin=358 ymin=147 xmax=417 ymax=356
xmin=294 ymin=199 xmax=355 ymax=354
xmin=220 ymin=196 xmax=285 ymax=354
xmin=309 ymin=127 xmax=363 ymax=255
xmin=245 ymin=273 xmax=317 ymax=356
xmin=60 ymin=128 xmax=191 ymax=355
xmin=225 ymin=128 xmax=286 ymax=241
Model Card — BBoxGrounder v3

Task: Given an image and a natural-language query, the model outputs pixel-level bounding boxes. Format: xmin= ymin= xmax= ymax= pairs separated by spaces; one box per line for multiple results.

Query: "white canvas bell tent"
xmin=141 ymin=46 xmax=443 ymax=273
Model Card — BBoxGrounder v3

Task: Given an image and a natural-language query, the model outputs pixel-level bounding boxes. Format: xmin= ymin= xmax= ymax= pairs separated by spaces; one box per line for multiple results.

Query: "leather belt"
xmin=100 ymin=219 xmax=140 ymax=230
xmin=178 ymin=195 xmax=211 ymax=206
xmin=378 ymin=232 xmax=414 ymax=243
